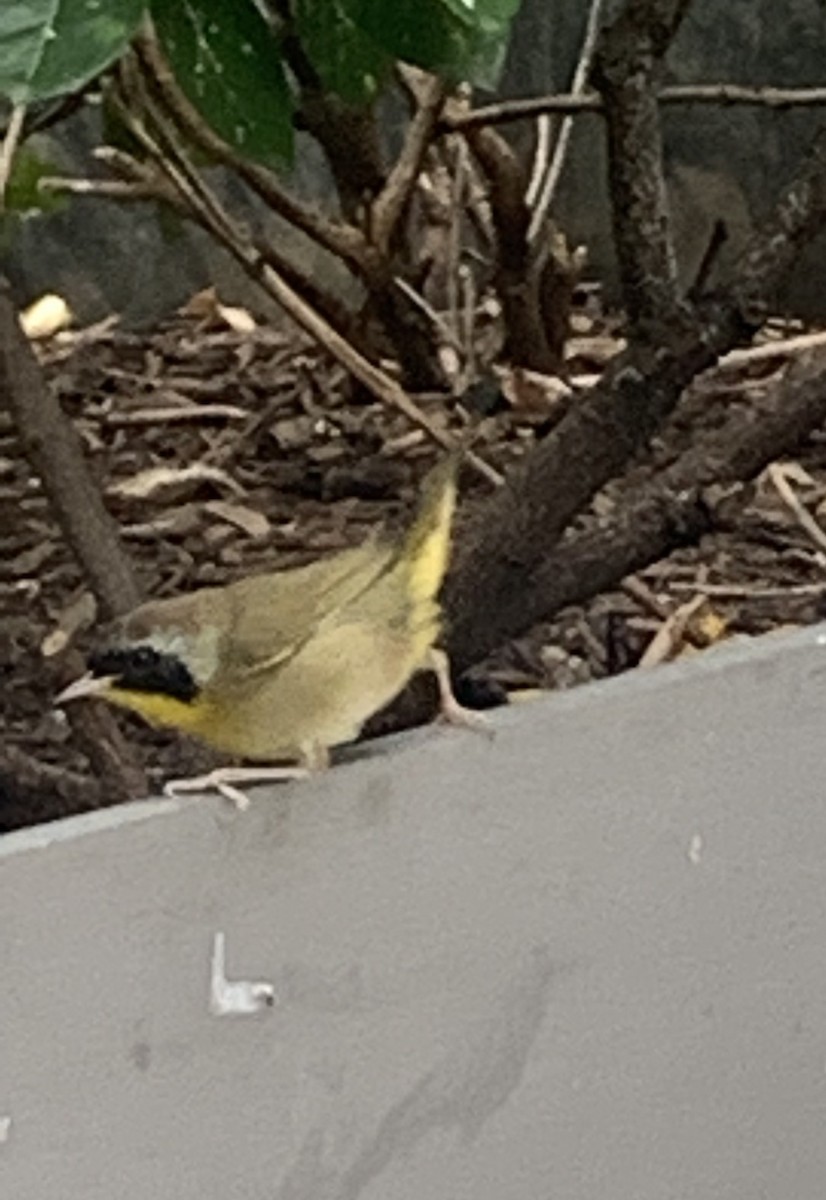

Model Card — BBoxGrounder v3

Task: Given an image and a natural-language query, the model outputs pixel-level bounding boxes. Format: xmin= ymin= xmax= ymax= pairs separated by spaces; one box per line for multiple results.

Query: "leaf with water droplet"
xmin=151 ymin=0 xmax=293 ymax=165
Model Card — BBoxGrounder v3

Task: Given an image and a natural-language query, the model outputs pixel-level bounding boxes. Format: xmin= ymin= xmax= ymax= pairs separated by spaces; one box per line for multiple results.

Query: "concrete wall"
xmin=3 ymin=624 xmax=826 ymax=1198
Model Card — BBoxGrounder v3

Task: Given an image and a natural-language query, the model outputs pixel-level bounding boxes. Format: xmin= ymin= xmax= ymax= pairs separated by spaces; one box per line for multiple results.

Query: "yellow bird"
xmin=56 ymin=456 xmax=482 ymax=805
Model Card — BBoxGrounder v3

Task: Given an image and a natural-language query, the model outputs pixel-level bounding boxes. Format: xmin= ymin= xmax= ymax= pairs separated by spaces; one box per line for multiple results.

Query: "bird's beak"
xmin=54 ymin=673 xmax=116 ymax=706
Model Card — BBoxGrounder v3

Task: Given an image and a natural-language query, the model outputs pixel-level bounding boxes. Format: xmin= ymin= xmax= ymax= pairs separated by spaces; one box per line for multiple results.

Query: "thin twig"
xmin=446 ymin=135 xmax=469 ymax=347
xmin=451 ymin=84 xmax=826 ymax=131
xmin=687 ymin=218 xmax=729 ymax=301
xmin=767 ymin=462 xmax=826 ymax=556
xmin=105 ymin=404 xmax=248 ymax=427
xmin=0 ymin=103 xmax=26 ymax=211
xmin=668 ymin=580 xmax=826 ymax=599
xmin=371 ymin=71 xmax=446 ymax=255
xmin=393 ymin=276 xmax=463 ymax=353
xmin=527 ymin=0 xmax=606 ymax=246
xmin=716 ymin=329 xmax=826 ymax=372
xmin=638 ymin=593 xmax=707 ymax=667
xmin=525 ymin=111 xmax=552 ymax=208
xmin=621 ymin=575 xmax=669 ymax=619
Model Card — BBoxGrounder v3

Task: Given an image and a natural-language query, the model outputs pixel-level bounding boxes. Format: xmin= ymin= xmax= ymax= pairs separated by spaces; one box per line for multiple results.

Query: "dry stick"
xmin=527 ymin=0 xmax=606 ymax=247
xmin=668 ymin=581 xmax=826 ymax=599
xmin=463 ymin=121 xmax=558 ymax=372
xmin=717 ymin=329 xmax=826 ymax=372
xmin=0 ymin=103 xmax=26 ymax=210
xmin=120 ymin=102 xmax=503 ymax=487
xmin=392 ymin=276 xmax=464 ymax=353
xmin=451 ymin=84 xmax=826 ymax=132
xmin=767 ymin=462 xmax=826 ymax=556
xmin=0 ymin=280 xmax=148 ymax=801
xmin=445 ymin=135 xmax=469 ymax=351
xmin=687 ymin=218 xmax=728 ymax=301
xmin=525 ymin=109 xmax=551 ymax=208
xmin=370 ymin=73 xmax=446 ymax=255
xmin=637 ymin=593 xmax=706 ymax=667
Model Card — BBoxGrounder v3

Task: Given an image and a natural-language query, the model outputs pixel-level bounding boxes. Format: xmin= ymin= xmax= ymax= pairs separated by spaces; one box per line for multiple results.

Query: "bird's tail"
xmin=399 ymin=453 xmax=459 ymax=607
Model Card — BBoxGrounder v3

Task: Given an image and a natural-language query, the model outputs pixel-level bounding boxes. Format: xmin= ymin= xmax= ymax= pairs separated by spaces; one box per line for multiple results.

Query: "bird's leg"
xmin=164 ymin=764 xmax=310 ymax=811
xmin=298 ymin=741 xmax=330 ymax=772
xmin=428 ymin=647 xmax=492 ymax=736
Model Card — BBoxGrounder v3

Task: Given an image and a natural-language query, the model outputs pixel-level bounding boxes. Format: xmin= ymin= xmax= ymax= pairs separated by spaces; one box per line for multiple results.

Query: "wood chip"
xmin=203 ymin=501 xmax=271 ymax=540
xmin=108 ymin=464 xmax=245 ymax=502
xmin=41 ymin=591 xmax=97 ymax=657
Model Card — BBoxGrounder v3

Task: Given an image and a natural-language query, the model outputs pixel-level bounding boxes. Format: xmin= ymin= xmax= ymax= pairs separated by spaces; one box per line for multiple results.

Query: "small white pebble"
xmin=687 ymin=833 xmax=704 ymax=866
xmin=0 ymin=1117 xmax=11 ymax=1144
xmin=209 ymin=932 xmax=275 ymax=1016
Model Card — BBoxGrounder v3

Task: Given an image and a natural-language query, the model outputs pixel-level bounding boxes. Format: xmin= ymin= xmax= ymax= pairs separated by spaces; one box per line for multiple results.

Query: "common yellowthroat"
xmin=56 ymin=456 xmax=483 ymax=805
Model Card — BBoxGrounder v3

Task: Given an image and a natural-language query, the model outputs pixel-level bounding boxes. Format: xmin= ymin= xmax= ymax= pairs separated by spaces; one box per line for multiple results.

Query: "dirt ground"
xmin=3 ymin=304 xmax=826 ymax=832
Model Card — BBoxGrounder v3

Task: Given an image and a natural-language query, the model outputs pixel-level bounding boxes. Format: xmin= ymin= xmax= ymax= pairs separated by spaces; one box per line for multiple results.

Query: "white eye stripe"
xmin=136 ymin=629 xmax=221 ymax=686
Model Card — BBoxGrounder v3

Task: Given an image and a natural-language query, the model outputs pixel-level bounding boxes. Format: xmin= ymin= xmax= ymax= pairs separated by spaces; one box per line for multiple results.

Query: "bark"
xmin=591 ymin=0 xmax=693 ymax=334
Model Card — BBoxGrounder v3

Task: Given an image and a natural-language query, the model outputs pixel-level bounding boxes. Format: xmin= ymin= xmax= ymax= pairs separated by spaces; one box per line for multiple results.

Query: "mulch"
xmin=2 ymin=303 xmax=826 ymax=832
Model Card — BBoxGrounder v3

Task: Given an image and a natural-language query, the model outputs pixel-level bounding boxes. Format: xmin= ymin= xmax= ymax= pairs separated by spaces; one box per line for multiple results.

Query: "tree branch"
xmin=591 ymin=0 xmax=691 ymax=333
xmin=0 ymin=280 xmax=148 ymax=800
xmin=0 ymin=103 xmax=26 ymax=211
xmin=370 ymin=72 xmax=447 ymax=255
xmin=464 ymin=123 xmax=559 ymax=372
xmin=444 ymin=120 xmax=826 ymax=670
xmin=452 ymin=84 xmax=826 ymax=132
xmin=518 ymin=350 xmax=826 ymax=634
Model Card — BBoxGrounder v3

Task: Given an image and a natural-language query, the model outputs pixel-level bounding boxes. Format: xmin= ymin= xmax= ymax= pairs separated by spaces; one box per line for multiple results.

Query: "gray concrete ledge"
xmin=3 ymin=626 xmax=826 ymax=1198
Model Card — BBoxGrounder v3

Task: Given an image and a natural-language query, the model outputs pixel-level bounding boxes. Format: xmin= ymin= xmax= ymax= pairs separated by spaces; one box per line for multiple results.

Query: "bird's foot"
xmin=164 ymin=765 xmax=310 ymax=811
xmin=428 ymin=647 xmax=494 ymax=740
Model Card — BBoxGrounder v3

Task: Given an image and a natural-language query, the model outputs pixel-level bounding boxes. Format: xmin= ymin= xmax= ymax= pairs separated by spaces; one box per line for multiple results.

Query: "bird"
xmin=55 ymin=455 xmax=485 ymax=806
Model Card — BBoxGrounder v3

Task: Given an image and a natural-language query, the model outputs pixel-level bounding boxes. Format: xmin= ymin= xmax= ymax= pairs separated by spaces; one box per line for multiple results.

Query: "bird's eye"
xmin=133 ymin=646 xmax=155 ymax=667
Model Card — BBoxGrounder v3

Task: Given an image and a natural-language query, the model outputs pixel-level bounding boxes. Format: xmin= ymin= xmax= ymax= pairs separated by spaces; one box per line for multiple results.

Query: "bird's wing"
xmin=219 ymin=534 xmax=397 ymax=680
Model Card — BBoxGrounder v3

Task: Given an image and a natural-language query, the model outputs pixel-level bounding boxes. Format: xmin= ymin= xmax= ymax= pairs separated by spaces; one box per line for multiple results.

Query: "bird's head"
xmin=55 ymin=637 xmax=204 ymax=730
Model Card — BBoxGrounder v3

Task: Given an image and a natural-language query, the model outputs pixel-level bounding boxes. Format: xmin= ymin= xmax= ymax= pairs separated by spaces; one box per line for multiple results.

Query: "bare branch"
xmin=527 ymin=0 xmax=606 ymax=246
xmin=591 ymin=0 xmax=691 ymax=332
xmin=452 ymin=84 xmax=826 ymax=132
xmin=0 ymin=103 xmax=26 ymax=211
xmin=0 ymin=280 xmax=148 ymax=800
xmin=370 ymin=72 xmax=447 ymax=255
xmin=0 ymin=282 xmax=140 ymax=617
xmin=464 ymin=123 xmax=559 ymax=372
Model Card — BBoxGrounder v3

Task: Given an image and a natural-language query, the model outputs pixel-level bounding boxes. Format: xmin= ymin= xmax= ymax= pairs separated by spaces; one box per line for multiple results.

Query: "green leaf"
xmin=151 ymin=0 xmax=293 ymax=165
xmin=5 ymin=144 xmax=66 ymax=212
xmin=342 ymin=0 xmax=519 ymax=88
xmin=293 ymin=0 xmax=391 ymax=104
xmin=440 ymin=0 xmax=523 ymax=26
xmin=0 ymin=0 xmax=145 ymax=104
